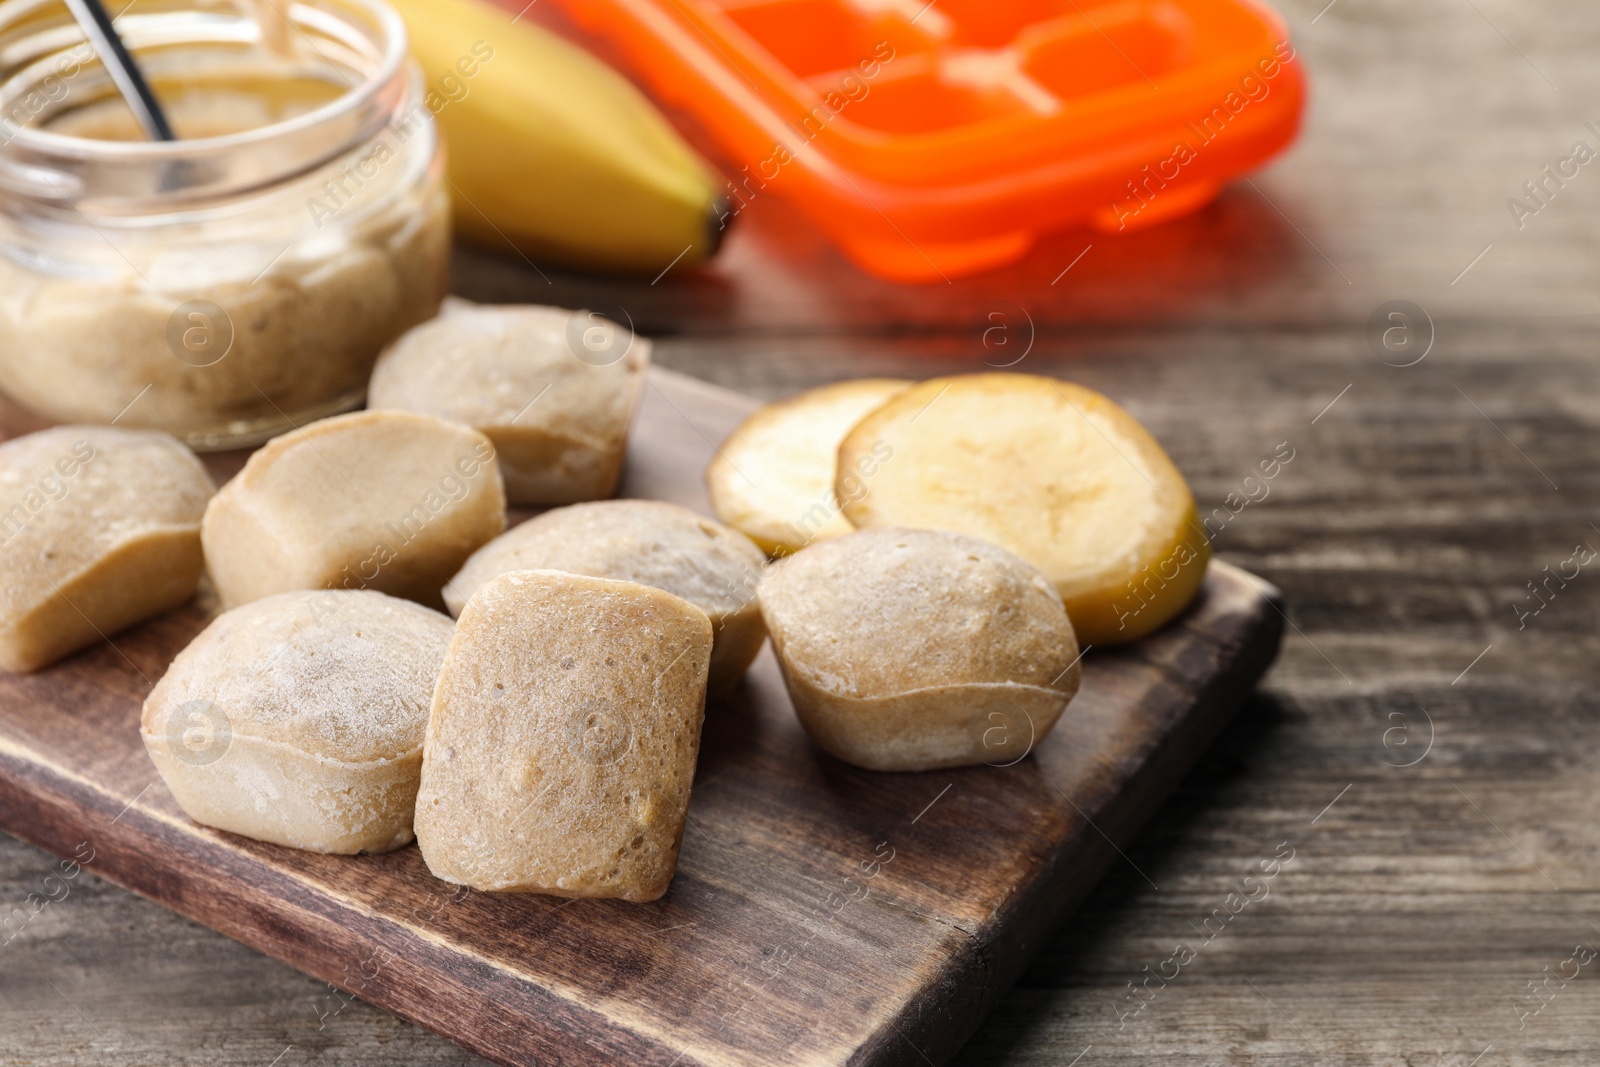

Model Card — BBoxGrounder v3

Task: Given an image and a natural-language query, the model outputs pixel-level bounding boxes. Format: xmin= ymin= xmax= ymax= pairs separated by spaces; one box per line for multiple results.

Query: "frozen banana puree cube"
xmin=415 ymin=570 xmax=712 ymax=901
xmin=141 ymin=590 xmax=454 ymax=854
xmin=759 ymin=527 xmax=1082 ymax=772
xmin=444 ymin=500 xmax=766 ymax=693
xmin=201 ymin=410 xmax=505 ymax=611
xmin=368 ymin=298 xmax=648 ymax=505
xmin=0 ymin=426 xmax=214 ymax=673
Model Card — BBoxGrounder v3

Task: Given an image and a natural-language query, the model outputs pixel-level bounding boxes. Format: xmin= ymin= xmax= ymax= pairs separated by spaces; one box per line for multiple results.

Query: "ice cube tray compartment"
xmin=825 ymin=60 xmax=1033 ymax=135
xmin=715 ymin=0 xmax=925 ymax=80
xmin=922 ymin=0 xmax=1091 ymax=47
xmin=1018 ymin=1 xmax=1194 ymax=102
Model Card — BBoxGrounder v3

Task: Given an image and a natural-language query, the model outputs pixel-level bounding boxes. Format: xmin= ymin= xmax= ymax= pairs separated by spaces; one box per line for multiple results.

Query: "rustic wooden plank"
xmin=0 ymin=368 xmax=1280 ymax=1067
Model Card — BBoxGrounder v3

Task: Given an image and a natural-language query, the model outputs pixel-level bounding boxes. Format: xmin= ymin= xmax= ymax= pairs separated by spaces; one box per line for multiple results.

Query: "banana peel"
xmin=388 ymin=0 xmax=727 ymax=275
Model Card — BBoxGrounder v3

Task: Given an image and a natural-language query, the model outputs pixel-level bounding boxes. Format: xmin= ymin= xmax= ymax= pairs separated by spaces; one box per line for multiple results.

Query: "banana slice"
xmin=707 ymin=379 xmax=910 ymax=556
xmin=838 ymin=373 xmax=1209 ymax=645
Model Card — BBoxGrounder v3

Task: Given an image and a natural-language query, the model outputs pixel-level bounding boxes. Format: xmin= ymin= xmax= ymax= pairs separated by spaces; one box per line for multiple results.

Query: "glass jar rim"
xmin=0 ymin=0 xmax=412 ymax=210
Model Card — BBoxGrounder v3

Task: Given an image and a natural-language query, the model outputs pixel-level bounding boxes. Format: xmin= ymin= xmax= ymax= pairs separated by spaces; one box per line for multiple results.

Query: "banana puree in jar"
xmin=0 ymin=0 xmax=449 ymax=448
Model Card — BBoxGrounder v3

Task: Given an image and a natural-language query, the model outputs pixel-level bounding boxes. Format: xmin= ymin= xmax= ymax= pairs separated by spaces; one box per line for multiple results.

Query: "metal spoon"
xmin=61 ymin=0 xmax=175 ymax=141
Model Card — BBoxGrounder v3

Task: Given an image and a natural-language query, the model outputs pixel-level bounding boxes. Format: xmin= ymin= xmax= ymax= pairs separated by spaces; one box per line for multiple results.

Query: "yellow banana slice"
xmin=838 ymin=373 xmax=1209 ymax=645
xmin=707 ymin=379 xmax=911 ymax=556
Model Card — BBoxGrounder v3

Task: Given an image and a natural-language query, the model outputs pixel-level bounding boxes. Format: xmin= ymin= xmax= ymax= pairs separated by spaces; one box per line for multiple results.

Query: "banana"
xmin=386 ymin=0 xmax=726 ymax=274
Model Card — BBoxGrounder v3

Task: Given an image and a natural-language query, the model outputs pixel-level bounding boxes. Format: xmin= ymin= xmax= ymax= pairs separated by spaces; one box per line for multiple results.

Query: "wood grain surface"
xmin=0 ymin=371 xmax=1280 ymax=1066
xmin=6 ymin=0 xmax=1600 ymax=1062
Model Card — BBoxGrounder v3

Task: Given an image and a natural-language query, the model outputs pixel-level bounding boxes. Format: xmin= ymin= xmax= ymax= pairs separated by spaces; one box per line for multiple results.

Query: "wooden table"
xmin=5 ymin=1 xmax=1599 ymax=1062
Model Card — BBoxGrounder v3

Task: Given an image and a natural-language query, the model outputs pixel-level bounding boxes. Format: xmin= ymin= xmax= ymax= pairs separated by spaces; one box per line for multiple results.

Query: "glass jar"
xmin=0 ymin=0 xmax=449 ymax=449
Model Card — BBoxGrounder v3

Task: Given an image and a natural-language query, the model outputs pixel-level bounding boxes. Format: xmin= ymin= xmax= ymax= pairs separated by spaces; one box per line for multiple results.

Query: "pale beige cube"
xmin=759 ymin=527 xmax=1081 ymax=772
xmin=0 ymin=426 xmax=214 ymax=673
xmin=141 ymin=590 xmax=454 ymax=854
xmin=444 ymin=500 xmax=765 ymax=692
xmin=201 ymin=410 xmax=505 ymax=611
xmin=368 ymin=299 xmax=648 ymax=505
xmin=416 ymin=570 xmax=711 ymax=900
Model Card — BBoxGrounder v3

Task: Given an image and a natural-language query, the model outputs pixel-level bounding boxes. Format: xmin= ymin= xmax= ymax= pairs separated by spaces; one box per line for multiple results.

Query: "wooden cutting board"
xmin=0 ymin=369 xmax=1282 ymax=1067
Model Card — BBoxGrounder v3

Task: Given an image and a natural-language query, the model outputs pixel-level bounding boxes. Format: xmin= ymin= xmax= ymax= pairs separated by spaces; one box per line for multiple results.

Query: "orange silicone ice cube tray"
xmin=547 ymin=0 xmax=1306 ymax=281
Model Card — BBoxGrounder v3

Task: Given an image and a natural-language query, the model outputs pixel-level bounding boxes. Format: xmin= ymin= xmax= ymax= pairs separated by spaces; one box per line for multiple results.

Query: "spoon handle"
xmin=61 ymin=0 xmax=176 ymax=141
